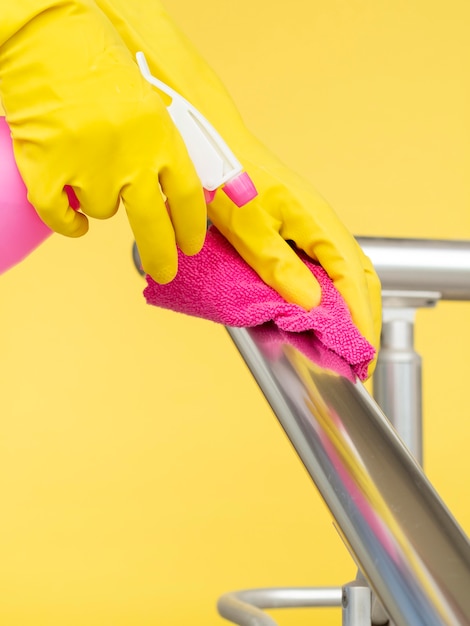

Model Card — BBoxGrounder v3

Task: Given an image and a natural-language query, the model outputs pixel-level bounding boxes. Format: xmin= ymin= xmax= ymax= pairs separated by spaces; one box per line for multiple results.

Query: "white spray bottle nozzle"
xmin=136 ymin=52 xmax=257 ymax=207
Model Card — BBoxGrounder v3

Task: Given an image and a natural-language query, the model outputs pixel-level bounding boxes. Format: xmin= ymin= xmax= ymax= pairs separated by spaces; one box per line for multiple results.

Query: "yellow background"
xmin=1 ymin=1 xmax=470 ymax=624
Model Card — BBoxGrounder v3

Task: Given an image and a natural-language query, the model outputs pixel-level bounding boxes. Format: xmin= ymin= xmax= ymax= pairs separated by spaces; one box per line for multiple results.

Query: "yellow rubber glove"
xmin=96 ymin=0 xmax=382 ymax=375
xmin=0 ymin=0 xmax=207 ymax=283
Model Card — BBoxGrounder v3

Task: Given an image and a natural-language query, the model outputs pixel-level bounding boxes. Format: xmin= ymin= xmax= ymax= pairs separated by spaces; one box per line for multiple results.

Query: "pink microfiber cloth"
xmin=144 ymin=226 xmax=375 ymax=380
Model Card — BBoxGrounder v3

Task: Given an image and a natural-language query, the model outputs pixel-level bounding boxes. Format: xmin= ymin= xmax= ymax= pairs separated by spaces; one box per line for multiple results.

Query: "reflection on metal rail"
xmin=224 ymin=326 xmax=470 ymax=626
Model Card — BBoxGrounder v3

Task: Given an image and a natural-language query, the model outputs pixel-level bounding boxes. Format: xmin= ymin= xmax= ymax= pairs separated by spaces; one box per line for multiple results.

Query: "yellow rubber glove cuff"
xmin=0 ymin=0 xmax=207 ymax=283
xmin=96 ymin=0 xmax=382 ymax=376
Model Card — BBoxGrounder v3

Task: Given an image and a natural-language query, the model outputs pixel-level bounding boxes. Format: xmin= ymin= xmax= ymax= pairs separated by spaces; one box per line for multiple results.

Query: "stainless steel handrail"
xmin=131 ymin=237 xmax=470 ymax=624
xmin=356 ymin=237 xmax=470 ymax=299
xmin=225 ymin=326 xmax=470 ymax=626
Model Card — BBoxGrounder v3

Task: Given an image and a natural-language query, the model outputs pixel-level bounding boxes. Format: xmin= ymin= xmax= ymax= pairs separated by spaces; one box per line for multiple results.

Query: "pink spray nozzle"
xmin=222 ymin=172 xmax=258 ymax=207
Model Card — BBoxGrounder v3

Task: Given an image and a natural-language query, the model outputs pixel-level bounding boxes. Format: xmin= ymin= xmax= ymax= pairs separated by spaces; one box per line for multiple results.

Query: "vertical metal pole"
xmin=342 ymin=581 xmax=372 ymax=626
xmin=373 ymin=307 xmax=423 ymax=465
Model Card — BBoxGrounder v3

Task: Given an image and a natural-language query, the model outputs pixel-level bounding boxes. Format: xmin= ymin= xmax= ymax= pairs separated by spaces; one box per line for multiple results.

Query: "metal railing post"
xmin=372 ymin=291 xmax=439 ymax=465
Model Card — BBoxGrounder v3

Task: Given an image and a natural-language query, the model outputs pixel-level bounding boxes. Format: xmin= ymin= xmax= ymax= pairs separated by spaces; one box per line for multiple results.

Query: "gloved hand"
xmin=95 ymin=0 xmax=382 ymax=375
xmin=207 ymin=157 xmax=382 ymax=372
xmin=0 ymin=0 xmax=207 ymax=283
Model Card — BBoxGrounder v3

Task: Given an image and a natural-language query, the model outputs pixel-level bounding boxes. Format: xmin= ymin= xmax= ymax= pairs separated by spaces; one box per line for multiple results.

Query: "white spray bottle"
xmin=136 ymin=52 xmax=257 ymax=207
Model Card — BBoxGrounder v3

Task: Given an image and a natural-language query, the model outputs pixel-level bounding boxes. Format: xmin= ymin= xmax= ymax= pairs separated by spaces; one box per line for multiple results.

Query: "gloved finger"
xmin=122 ymin=173 xmax=178 ymax=283
xmin=281 ymin=209 xmax=380 ymax=351
xmin=159 ymin=159 xmax=207 ymax=256
xmin=71 ymin=182 xmax=121 ymax=220
xmin=208 ymin=199 xmax=322 ymax=310
xmin=28 ymin=182 xmax=89 ymax=237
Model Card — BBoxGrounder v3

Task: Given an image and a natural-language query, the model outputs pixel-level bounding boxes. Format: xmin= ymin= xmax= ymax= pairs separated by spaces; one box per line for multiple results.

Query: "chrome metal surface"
xmin=374 ymin=311 xmax=423 ymax=463
xmin=357 ymin=237 xmax=470 ymax=300
xmin=227 ymin=326 xmax=470 ymax=626
xmin=218 ymin=587 xmax=342 ymax=626
xmin=342 ymin=580 xmax=372 ymax=626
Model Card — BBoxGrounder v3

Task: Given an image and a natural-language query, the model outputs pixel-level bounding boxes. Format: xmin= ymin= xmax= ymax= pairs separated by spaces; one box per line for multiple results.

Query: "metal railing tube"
xmin=226 ymin=326 xmax=470 ymax=626
xmin=373 ymin=313 xmax=423 ymax=463
xmin=356 ymin=237 xmax=470 ymax=300
xmin=217 ymin=587 xmax=342 ymax=626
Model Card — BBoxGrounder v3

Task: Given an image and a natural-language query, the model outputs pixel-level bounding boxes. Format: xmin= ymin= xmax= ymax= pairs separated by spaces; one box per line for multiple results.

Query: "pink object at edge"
xmin=0 ymin=117 xmax=52 ymax=274
xmin=144 ymin=226 xmax=376 ymax=380
xmin=0 ymin=117 xmax=80 ymax=275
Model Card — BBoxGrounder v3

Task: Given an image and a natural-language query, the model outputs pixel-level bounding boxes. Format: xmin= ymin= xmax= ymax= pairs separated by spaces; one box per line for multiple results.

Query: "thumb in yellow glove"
xmin=0 ymin=0 xmax=207 ymax=283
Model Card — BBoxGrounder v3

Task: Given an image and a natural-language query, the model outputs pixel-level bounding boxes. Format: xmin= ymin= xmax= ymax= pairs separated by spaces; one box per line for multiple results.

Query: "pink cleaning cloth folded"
xmin=144 ymin=226 xmax=375 ymax=380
